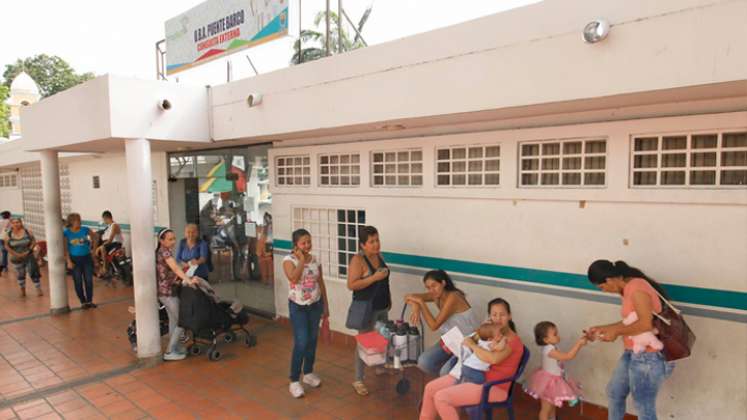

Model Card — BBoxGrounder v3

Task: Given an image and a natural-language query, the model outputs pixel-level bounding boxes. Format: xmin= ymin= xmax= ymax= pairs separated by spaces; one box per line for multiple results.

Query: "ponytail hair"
xmin=488 ymin=297 xmax=517 ymax=333
xmin=587 ymin=259 xmax=670 ymax=299
xmin=155 ymin=228 xmax=173 ymax=253
xmin=423 ymin=269 xmax=464 ymax=296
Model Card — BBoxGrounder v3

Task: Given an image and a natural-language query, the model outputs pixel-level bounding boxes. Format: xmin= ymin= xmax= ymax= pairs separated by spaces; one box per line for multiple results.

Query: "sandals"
xmin=352 ymin=381 xmax=369 ymax=396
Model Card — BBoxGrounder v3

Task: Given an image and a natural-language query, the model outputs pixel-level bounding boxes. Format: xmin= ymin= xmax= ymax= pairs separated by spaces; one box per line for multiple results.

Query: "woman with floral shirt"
xmin=156 ymin=228 xmax=198 ymax=361
xmin=282 ymin=228 xmax=329 ymax=398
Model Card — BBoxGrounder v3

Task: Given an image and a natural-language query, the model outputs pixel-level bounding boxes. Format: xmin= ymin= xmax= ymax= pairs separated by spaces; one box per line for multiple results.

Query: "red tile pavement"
xmin=0 ymin=268 xmax=625 ymax=419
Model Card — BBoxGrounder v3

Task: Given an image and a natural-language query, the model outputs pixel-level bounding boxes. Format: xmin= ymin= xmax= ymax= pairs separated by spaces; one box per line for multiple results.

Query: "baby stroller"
xmin=126 ymin=304 xmax=170 ymax=352
xmin=178 ymin=282 xmax=257 ymax=361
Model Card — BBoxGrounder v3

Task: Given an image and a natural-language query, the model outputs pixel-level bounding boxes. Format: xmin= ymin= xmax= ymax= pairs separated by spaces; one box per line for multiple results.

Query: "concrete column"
xmin=125 ymin=138 xmax=160 ymax=360
xmin=40 ymin=150 xmax=69 ymax=314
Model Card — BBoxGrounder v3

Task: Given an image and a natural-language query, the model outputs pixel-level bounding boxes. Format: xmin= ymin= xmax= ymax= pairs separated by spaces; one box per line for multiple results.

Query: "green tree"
xmin=0 ymin=85 xmax=9 ymax=138
xmin=2 ymin=54 xmax=95 ymax=98
xmin=291 ymin=6 xmax=373 ymax=65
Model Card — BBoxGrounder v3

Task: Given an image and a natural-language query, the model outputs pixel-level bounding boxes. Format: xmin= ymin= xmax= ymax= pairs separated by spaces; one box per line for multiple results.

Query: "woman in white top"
xmin=405 ymin=270 xmax=482 ymax=376
xmin=282 ymin=228 xmax=329 ymax=399
xmin=95 ymin=210 xmax=124 ymax=276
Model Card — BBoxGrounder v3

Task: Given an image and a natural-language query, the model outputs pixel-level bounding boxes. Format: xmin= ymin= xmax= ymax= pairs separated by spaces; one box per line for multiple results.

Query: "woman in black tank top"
xmin=347 ymin=226 xmax=391 ymax=396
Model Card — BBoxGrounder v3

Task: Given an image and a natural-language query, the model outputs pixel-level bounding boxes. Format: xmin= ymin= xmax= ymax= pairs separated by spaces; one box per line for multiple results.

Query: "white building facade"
xmin=0 ymin=0 xmax=745 ymax=418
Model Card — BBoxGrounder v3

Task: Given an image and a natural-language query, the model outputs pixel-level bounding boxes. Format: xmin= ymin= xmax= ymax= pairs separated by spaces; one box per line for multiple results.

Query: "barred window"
xmin=319 ymin=153 xmax=360 ymax=186
xmin=276 ymin=155 xmax=311 ymax=186
xmin=436 ymin=145 xmax=500 ymax=186
xmin=371 ymin=149 xmax=423 ymax=187
xmin=520 ymin=139 xmax=606 ymax=187
xmin=292 ymin=207 xmax=366 ymax=277
xmin=631 ymin=131 xmax=747 ymax=187
xmin=0 ymin=173 xmax=18 ymax=188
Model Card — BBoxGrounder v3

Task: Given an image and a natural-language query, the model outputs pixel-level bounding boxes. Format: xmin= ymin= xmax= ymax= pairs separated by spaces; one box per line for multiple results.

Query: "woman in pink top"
xmin=420 ymin=298 xmax=524 ymax=420
xmin=586 ymin=260 xmax=674 ymax=420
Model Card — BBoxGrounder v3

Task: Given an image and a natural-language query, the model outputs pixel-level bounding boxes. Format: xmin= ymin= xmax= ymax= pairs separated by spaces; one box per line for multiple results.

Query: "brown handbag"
xmin=652 ymin=290 xmax=696 ymax=361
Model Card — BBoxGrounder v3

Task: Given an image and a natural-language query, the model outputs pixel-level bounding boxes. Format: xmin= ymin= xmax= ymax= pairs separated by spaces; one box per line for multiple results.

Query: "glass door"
xmin=168 ymin=144 xmax=274 ymax=315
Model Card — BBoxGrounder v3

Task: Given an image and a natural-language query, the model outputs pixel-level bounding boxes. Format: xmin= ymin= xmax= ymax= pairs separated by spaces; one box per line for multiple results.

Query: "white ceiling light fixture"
xmin=583 ymin=19 xmax=610 ymax=44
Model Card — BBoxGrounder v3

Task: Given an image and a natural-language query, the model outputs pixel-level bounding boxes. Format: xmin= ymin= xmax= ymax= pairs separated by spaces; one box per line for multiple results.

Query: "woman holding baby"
xmin=419 ymin=297 xmax=524 ymax=420
xmin=586 ymin=260 xmax=674 ymax=420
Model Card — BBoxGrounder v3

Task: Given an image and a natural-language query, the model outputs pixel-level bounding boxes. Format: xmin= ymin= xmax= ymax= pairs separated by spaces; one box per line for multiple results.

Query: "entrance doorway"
xmin=167 ymin=145 xmax=274 ymax=315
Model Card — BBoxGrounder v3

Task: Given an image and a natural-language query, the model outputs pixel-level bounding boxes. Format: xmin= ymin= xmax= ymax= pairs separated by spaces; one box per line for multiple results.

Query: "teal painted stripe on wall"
xmin=11 ymin=214 xmax=166 ymax=235
xmin=274 ymin=239 xmax=292 ymax=250
xmin=80 ymin=220 xmax=167 ymax=234
xmin=273 ymin=239 xmax=746 ymax=311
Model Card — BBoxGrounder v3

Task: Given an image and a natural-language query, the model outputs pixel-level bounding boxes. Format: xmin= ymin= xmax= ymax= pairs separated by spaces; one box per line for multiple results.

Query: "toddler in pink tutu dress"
xmin=524 ymin=321 xmax=587 ymax=420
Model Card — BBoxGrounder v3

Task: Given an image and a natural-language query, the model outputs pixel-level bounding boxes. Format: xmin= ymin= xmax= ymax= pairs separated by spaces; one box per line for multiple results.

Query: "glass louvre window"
xmin=276 ymin=155 xmax=311 ymax=186
xmin=436 ymin=145 xmax=500 ymax=186
xmin=631 ymin=131 xmax=747 ymax=187
xmin=520 ymin=139 xmax=606 ymax=187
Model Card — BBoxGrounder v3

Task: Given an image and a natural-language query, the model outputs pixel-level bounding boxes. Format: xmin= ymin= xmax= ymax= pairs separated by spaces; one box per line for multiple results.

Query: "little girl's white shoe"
xmin=289 ymin=381 xmax=305 ymax=398
xmin=302 ymin=373 xmax=322 ymax=388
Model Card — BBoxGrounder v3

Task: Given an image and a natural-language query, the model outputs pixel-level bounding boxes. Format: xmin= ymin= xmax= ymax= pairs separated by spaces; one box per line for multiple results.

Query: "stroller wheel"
xmin=224 ymin=332 xmax=236 ymax=343
xmin=244 ymin=335 xmax=257 ymax=348
xmin=208 ymin=349 xmax=222 ymax=361
xmin=396 ymin=378 xmax=410 ymax=395
xmin=190 ymin=346 xmax=202 ymax=356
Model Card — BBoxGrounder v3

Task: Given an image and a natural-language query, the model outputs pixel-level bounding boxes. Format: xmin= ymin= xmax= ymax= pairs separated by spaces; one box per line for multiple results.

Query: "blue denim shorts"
xmin=459 ymin=365 xmax=486 ymax=385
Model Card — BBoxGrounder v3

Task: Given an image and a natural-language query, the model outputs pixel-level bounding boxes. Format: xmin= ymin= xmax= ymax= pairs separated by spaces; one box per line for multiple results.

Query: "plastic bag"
xmin=320 ymin=316 xmax=332 ymax=344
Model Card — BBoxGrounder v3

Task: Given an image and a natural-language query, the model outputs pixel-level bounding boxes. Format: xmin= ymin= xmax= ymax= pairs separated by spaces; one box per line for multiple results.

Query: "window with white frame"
xmin=371 ymin=149 xmax=423 ymax=187
xmin=276 ymin=155 xmax=311 ymax=186
xmin=436 ymin=144 xmax=500 ymax=186
xmin=520 ymin=139 xmax=606 ymax=187
xmin=0 ymin=173 xmax=18 ymax=188
xmin=631 ymin=131 xmax=747 ymax=187
xmin=292 ymin=207 xmax=367 ymax=278
xmin=319 ymin=153 xmax=361 ymax=186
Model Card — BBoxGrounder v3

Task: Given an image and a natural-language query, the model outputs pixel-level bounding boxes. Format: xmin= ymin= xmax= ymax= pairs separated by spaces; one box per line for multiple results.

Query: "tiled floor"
xmin=0 ymin=268 xmax=614 ymax=419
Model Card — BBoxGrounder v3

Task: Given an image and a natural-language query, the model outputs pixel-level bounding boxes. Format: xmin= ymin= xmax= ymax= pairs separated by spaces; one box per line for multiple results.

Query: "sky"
xmin=1 ymin=0 xmax=538 ymax=88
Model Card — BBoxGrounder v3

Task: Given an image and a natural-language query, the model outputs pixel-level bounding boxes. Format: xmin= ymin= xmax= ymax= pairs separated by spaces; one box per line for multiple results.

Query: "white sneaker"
xmin=289 ymin=381 xmax=305 ymax=398
xmin=163 ymin=352 xmax=186 ymax=361
xmin=302 ymin=373 xmax=322 ymax=388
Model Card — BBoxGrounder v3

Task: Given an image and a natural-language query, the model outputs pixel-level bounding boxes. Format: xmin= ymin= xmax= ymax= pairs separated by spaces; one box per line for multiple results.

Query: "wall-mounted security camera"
xmin=583 ymin=19 xmax=610 ymax=44
xmin=246 ymin=93 xmax=263 ymax=107
xmin=158 ymin=99 xmax=172 ymax=111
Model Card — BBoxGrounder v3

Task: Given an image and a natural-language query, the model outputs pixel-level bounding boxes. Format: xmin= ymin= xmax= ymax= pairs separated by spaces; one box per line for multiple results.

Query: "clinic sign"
xmin=165 ymin=0 xmax=289 ymax=75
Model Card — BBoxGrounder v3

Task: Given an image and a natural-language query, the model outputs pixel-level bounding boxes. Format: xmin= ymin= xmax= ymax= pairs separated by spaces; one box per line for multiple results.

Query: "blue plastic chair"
xmin=465 ymin=345 xmax=531 ymax=420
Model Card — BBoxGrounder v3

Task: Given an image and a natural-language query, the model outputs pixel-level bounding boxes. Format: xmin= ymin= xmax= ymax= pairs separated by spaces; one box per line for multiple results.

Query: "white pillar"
xmin=125 ymin=138 xmax=160 ymax=359
xmin=40 ymin=150 xmax=69 ymax=314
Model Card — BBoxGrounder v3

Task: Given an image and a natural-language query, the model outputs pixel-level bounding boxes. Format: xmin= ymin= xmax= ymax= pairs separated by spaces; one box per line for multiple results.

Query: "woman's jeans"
xmin=159 ymin=296 xmax=185 ymax=354
xmin=354 ymin=308 xmax=389 ymax=381
xmin=71 ymin=254 xmax=94 ymax=304
xmin=418 ymin=342 xmax=458 ymax=376
xmin=289 ymin=299 xmax=323 ymax=382
xmin=607 ymin=350 xmax=674 ymax=420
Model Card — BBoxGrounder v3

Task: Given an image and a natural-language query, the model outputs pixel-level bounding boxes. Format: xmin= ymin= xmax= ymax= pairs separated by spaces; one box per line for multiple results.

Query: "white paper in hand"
xmin=441 ymin=326 xmax=464 ymax=357
xmin=185 ymin=264 xmax=198 ymax=278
